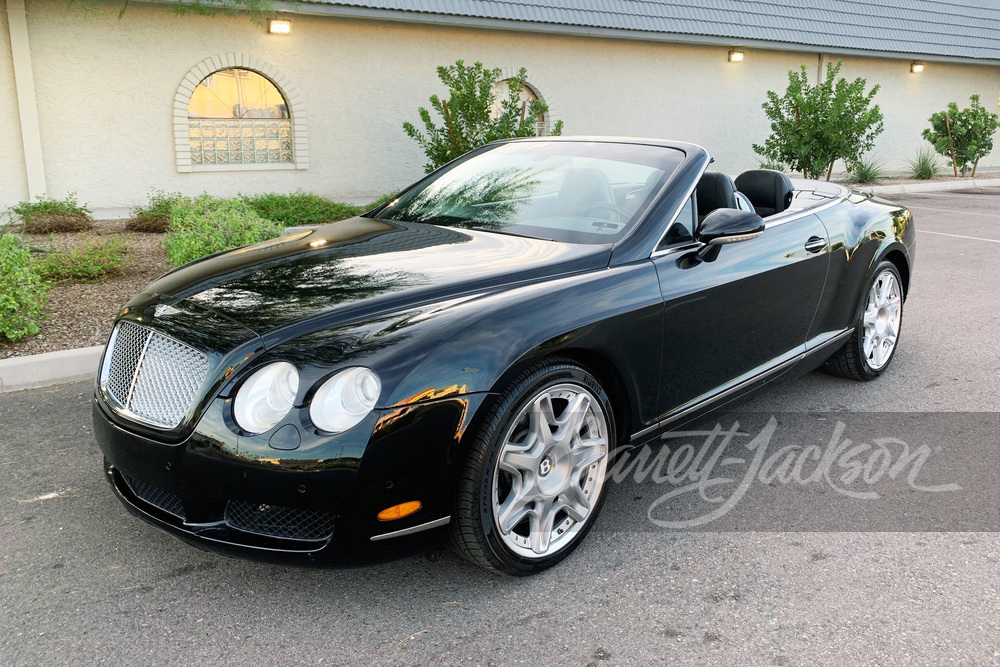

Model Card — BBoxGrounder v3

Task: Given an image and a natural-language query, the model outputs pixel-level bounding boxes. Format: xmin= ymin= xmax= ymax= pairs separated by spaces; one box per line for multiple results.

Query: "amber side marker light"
xmin=378 ymin=501 xmax=422 ymax=521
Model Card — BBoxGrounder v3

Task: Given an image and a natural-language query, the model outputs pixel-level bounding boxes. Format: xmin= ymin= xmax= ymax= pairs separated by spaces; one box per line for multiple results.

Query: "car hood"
xmin=142 ymin=217 xmax=611 ymax=344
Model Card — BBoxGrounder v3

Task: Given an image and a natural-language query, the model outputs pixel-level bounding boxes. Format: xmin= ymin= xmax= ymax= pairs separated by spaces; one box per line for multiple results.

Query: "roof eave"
xmin=266 ymin=1 xmax=1000 ymax=67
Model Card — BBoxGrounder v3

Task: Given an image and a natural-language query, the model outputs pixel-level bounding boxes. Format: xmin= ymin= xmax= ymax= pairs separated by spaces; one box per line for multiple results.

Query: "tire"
xmin=450 ymin=359 xmax=616 ymax=575
xmin=825 ymin=260 xmax=904 ymax=381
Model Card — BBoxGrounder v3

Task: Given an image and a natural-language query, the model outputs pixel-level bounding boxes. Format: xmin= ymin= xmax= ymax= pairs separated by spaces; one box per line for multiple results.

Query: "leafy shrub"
xmin=404 ymin=60 xmax=563 ymax=173
xmin=242 ymin=191 xmax=363 ymax=227
xmin=922 ymin=95 xmax=1000 ymax=177
xmin=164 ymin=195 xmax=283 ymax=267
xmin=127 ymin=190 xmax=181 ymax=233
xmin=849 ymin=156 xmax=885 ymax=185
xmin=366 ymin=192 xmax=400 ymax=209
xmin=36 ymin=235 xmax=127 ymax=283
xmin=908 ymin=147 xmax=942 ymax=180
xmin=754 ymin=61 xmax=883 ymax=180
xmin=13 ymin=193 xmax=93 ymax=233
xmin=0 ymin=233 xmax=49 ymax=342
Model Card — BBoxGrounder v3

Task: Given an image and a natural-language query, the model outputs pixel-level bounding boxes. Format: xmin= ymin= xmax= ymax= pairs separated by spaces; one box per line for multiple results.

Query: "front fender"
xmin=809 ymin=196 xmax=914 ymax=338
xmin=386 ymin=261 xmax=665 ymax=434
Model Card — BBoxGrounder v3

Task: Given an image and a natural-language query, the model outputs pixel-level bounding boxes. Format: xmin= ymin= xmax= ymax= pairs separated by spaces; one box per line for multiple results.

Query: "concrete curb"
xmin=866 ymin=178 xmax=1000 ymax=195
xmin=0 ymin=345 xmax=102 ymax=393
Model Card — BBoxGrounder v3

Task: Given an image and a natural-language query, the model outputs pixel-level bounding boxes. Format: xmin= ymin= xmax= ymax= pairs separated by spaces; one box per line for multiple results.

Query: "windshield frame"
xmin=370 ymin=139 xmax=687 ymax=245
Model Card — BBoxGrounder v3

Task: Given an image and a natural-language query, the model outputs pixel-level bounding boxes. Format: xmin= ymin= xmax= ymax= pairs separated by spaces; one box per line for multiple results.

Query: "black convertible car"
xmin=94 ymin=138 xmax=914 ymax=574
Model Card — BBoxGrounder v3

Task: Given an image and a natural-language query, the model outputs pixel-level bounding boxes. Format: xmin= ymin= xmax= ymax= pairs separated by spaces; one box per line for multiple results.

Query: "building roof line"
xmin=266 ymin=0 xmax=1000 ymax=66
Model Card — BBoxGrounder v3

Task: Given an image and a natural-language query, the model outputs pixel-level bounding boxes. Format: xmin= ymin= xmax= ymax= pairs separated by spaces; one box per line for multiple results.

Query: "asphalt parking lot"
xmin=3 ymin=188 xmax=1000 ymax=665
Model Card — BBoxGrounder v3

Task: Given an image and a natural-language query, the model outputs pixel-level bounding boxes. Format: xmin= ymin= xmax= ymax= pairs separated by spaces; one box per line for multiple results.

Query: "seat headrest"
xmin=558 ymin=167 xmax=614 ymax=211
xmin=734 ymin=170 xmax=794 ymax=216
xmin=696 ymin=172 xmax=738 ymax=219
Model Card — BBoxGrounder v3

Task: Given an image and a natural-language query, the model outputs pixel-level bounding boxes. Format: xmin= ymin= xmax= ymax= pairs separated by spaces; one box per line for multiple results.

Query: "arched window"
xmin=188 ymin=68 xmax=292 ymax=166
xmin=174 ymin=55 xmax=308 ymax=172
xmin=490 ymin=80 xmax=547 ymax=134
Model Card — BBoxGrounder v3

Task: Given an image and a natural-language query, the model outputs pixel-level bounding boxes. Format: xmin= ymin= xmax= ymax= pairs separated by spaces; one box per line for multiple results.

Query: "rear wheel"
xmin=451 ymin=360 xmax=615 ymax=575
xmin=825 ymin=261 xmax=904 ymax=381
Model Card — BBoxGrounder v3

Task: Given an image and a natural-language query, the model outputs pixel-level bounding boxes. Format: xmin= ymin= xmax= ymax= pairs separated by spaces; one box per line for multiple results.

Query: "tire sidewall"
xmin=476 ymin=364 xmax=616 ymax=574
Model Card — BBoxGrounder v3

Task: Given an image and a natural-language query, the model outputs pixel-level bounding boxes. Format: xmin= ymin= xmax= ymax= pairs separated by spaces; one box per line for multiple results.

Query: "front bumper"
xmin=93 ymin=391 xmax=488 ymax=566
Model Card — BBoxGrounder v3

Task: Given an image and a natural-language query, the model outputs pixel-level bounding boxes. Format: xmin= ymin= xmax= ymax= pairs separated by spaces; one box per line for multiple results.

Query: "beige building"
xmin=3 ymin=0 xmax=1000 ymax=214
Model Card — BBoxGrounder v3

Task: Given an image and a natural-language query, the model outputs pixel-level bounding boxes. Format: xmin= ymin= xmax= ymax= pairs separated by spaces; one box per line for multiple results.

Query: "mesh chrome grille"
xmin=225 ymin=501 xmax=336 ymax=541
xmin=121 ymin=473 xmax=186 ymax=519
xmin=100 ymin=320 xmax=209 ymax=429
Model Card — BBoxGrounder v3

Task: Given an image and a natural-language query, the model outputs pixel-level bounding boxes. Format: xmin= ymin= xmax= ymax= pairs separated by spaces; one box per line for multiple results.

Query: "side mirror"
xmin=693 ymin=208 xmax=765 ymax=261
xmin=697 ymin=208 xmax=765 ymax=246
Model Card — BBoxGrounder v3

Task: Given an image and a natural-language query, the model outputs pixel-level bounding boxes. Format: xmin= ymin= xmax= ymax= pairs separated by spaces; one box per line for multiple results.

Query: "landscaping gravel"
xmin=0 ymin=220 xmax=170 ymax=359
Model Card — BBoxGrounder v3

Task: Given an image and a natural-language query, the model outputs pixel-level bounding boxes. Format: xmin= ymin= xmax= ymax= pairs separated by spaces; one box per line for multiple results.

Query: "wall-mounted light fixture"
xmin=728 ymin=50 xmax=745 ymax=63
xmin=911 ymin=62 xmax=925 ymax=73
xmin=267 ymin=19 xmax=291 ymax=34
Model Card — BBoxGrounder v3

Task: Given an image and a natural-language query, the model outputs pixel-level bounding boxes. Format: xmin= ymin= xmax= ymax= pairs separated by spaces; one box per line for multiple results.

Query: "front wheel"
xmin=450 ymin=360 xmax=615 ymax=575
xmin=825 ymin=260 xmax=904 ymax=381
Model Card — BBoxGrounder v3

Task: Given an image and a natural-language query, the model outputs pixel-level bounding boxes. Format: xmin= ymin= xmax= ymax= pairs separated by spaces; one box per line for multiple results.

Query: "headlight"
xmin=233 ymin=362 xmax=299 ymax=434
xmin=310 ymin=367 xmax=381 ymax=433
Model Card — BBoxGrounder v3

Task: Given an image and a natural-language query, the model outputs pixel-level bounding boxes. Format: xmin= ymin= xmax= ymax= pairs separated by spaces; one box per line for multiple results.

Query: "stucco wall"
xmin=6 ymin=0 xmax=1000 ymax=210
xmin=0 ymin=0 xmax=29 ymax=207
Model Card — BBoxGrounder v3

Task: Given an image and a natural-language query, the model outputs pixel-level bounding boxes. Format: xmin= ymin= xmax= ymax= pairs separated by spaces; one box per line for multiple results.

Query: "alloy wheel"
xmin=491 ymin=383 xmax=609 ymax=559
xmin=861 ymin=269 xmax=902 ymax=370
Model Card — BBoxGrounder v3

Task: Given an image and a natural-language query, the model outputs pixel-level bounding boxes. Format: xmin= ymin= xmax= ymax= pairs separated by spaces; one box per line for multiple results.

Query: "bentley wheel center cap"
xmin=538 ymin=456 xmax=554 ymax=477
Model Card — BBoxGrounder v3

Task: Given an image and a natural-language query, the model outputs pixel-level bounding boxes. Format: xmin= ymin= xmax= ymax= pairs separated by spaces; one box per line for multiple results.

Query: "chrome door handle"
xmin=804 ymin=236 xmax=827 ymax=253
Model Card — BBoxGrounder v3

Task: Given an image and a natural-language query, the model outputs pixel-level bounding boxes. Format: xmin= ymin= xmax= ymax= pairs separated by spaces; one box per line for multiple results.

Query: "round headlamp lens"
xmin=310 ymin=367 xmax=381 ymax=433
xmin=233 ymin=362 xmax=299 ymax=434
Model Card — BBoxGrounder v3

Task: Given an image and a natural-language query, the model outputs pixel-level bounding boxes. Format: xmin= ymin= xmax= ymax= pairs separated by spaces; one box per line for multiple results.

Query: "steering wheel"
xmin=583 ymin=201 xmax=633 ymax=223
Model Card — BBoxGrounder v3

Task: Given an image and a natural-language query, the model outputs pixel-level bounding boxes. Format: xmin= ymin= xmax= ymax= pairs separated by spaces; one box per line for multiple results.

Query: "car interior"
xmin=654 ymin=169 xmax=795 ymax=250
xmin=696 ymin=169 xmax=795 ymax=221
xmin=733 ymin=169 xmax=795 ymax=217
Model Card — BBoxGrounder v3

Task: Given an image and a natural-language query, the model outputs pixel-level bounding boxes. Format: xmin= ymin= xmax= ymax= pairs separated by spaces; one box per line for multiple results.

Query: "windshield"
xmin=375 ymin=141 xmax=685 ymax=244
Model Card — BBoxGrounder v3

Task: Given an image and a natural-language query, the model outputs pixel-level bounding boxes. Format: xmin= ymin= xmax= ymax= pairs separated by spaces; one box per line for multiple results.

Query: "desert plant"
xmin=0 ymin=233 xmax=49 ymax=342
xmin=241 ymin=191 xmax=363 ymax=227
xmin=127 ymin=190 xmax=181 ymax=233
xmin=754 ymin=61 xmax=883 ymax=180
xmin=35 ymin=235 xmax=128 ymax=283
xmin=13 ymin=193 xmax=93 ymax=233
xmin=849 ymin=156 xmax=886 ymax=185
xmin=404 ymin=60 xmax=563 ymax=173
xmin=164 ymin=195 xmax=283 ymax=267
xmin=908 ymin=147 xmax=942 ymax=180
xmin=922 ymin=95 xmax=1000 ymax=177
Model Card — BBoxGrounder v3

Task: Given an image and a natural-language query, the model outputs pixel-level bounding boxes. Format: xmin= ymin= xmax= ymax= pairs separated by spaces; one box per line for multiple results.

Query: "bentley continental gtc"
xmin=93 ymin=137 xmax=915 ymax=574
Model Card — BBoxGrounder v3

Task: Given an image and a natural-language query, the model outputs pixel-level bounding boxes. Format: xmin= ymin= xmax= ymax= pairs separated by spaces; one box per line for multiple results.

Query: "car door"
xmin=650 ymin=198 xmax=830 ymax=420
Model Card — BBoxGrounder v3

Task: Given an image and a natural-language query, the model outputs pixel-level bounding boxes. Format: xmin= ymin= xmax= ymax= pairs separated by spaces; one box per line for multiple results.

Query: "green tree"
xmin=754 ymin=60 xmax=883 ymax=180
xmin=922 ymin=95 xmax=1000 ymax=177
xmin=403 ymin=60 xmax=563 ymax=173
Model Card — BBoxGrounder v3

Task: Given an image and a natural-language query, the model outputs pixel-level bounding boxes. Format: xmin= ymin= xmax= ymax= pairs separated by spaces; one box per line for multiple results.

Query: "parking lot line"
xmin=920 ymin=229 xmax=1000 ymax=244
xmin=906 ymin=205 xmax=1000 ymax=218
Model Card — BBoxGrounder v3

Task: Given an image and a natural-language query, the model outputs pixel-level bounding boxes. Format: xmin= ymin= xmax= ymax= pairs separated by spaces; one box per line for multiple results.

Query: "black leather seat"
xmin=696 ymin=172 xmax=738 ymax=221
xmin=734 ymin=170 xmax=794 ymax=217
